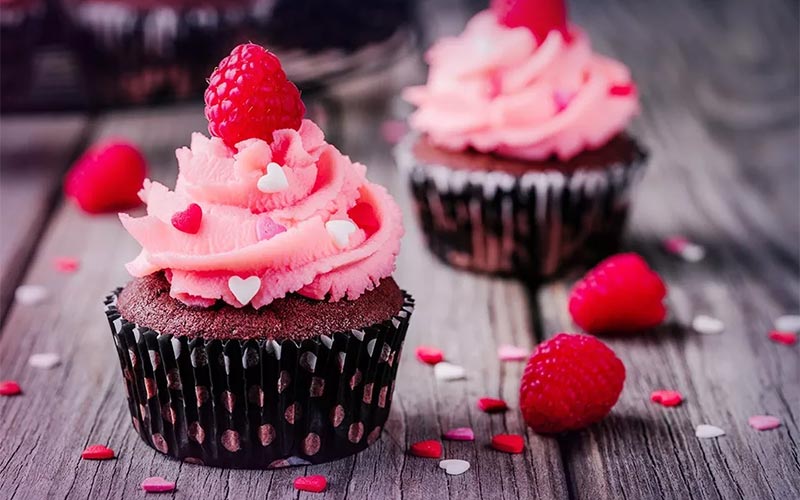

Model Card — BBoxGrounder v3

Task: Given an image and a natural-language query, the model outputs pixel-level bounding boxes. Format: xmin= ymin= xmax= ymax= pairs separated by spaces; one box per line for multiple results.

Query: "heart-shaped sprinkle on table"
xmin=325 ymin=220 xmax=357 ymax=249
xmin=695 ymin=424 xmax=725 ymax=439
xmin=650 ymin=390 xmax=683 ymax=407
xmin=29 ymin=353 xmax=61 ymax=369
xmin=294 ymin=475 xmax=327 ymax=493
xmin=477 ymin=397 xmax=508 ymax=413
xmin=692 ymin=315 xmax=725 ymax=335
xmin=415 ymin=345 xmax=444 ymax=365
xmin=256 ymin=215 xmax=286 ymax=241
xmin=228 ymin=276 xmax=261 ymax=306
xmin=257 ymin=162 xmax=289 ymax=193
xmin=663 ymin=236 xmax=706 ymax=262
xmin=15 ymin=285 xmax=48 ymax=305
xmin=768 ymin=330 xmax=797 ymax=345
xmin=497 ymin=344 xmax=529 ymax=361
xmin=439 ymin=459 xmax=471 ymax=476
xmin=409 ymin=440 xmax=442 ymax=458
xmin=171 ymin=203 xmax=203 ymax=234
xmin=81 ymin=444 xmax=115 ymax=460
xmin=443 ymin=427 xmax=475 ymax=441
xmin=54 ymin=257 xmax=80 ymax=273
xmin=775 ymin=314 xmax=800 ymax=332
xmin=491 ymin=434 xmax=524 ymax=454
xmin=748 ymin=415 xmax=781 ymax=431
xmin=434 ymin=362 xmax=466 ymax=381
xmin=141 ymin=476 xmax=176 ymax=493
xmin=0 ymin=380 xmax=22 ymax=396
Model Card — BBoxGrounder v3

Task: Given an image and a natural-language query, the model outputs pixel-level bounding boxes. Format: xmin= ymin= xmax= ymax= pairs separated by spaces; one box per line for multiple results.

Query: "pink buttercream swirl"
xmin=120 ymin=119 xmax=403 ymax=309
xmin=403 ymin=11 xmax=639 ymax=161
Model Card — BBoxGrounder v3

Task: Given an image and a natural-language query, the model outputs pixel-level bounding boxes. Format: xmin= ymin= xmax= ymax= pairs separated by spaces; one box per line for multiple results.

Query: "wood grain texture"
xmin=0 ymin=115 xmax=88 ymax=321
xmin=0 ymin=0 xmax=798 ymax=498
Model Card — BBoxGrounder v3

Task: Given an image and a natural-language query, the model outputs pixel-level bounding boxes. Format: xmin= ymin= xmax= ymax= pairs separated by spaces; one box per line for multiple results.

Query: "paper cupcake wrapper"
xmin=395 ymin=135 xmax=647 ymax=281
xmin=104 ymin=290 xmax=413 ymax=469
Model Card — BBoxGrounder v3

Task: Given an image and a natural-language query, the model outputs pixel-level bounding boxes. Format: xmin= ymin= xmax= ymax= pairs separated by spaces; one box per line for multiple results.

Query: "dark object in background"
xmin=0 ymin=0 xmax=46 ymax=106
xmin=61 ymin=0 xmax=413 ymax=108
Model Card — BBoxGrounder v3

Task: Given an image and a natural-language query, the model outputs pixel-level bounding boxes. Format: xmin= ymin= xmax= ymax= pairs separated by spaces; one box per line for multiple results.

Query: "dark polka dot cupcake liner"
xmin=104 ymin=290 xmax=413 ymax=469
xmin=395 ymin=136 xmax=648 ymax=282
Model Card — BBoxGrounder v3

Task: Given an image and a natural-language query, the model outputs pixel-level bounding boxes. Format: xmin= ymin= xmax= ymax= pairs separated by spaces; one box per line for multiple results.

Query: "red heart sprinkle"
xmin=491 ymin=434 xmax=524 ymax=454
xmin=650 ymin=390 xmax=683 ymax=407
xmin=0 ymin=380 xmax=22 ymax=396
xmin=171 ymin=204 xmax=203 ymax=234
xmin=294 ymin=475 xmax=327 ymax=493
xmin=415 ymin=346 xmax=444 ymax=365
xmin=409 ymin=439 xmax=442 ymax=458
xmin=81 ymin=444 xmax=115 ymax=460
xmin=54 ymin=257 xmax=80 ymax=273
xmin=768 ymin=330 xmax=797 ymax=345
xmin=64 ymin=141 xmax=147 ymax=214
xmin=477 ymin=397 xmax=509 ymax=413
xmin=609 ymin=83 xmax=636 ymax=96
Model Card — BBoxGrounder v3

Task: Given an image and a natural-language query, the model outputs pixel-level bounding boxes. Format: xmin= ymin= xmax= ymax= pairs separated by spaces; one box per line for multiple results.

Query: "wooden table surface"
xmin=1 ymin=0 xmax=798 ymax=498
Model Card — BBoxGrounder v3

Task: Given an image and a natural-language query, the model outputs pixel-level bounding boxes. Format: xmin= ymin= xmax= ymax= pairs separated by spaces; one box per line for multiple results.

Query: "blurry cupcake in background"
xmin=105 ymin=44 xmax=413 ymax=468
xmin=0 ymin=0 xmax=45 ymax=108
xmin=396 ymin=0 xmax=647 ymax=281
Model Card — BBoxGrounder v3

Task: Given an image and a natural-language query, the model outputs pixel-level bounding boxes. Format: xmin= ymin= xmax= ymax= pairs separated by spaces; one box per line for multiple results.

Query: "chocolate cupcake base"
xmin=104 ymin=290 xmax=413 ymax=468
xmin=396 ymin=134 xmax=647 ymax=282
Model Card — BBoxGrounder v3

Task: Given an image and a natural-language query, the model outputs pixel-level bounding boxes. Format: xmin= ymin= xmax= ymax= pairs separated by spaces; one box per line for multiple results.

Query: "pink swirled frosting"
xmin=403 ymin=11 xmax=639 ymax=161
xmin=120 ymin=119 xmax=403 ymax=309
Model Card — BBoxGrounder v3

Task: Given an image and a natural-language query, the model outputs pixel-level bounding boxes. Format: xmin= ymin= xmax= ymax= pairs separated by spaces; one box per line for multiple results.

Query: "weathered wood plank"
xmin=535 ymin=0 xmax=800 ymax=499
xmin=0 ymin=115 xmax=88 ymax=322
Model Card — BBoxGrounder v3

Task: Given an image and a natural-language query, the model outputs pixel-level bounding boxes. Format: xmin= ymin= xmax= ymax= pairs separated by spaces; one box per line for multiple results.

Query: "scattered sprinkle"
xmin=439 ymin=459 xmax=471 ymax=476
xmin=81 ymin=444 xmax=115 ymax=460
xmin=434 ymin=362 xmax=466 ymax=381
xmin=409 ymin=440 xmax=442 ymax=458
xmin=256 ymin=215 xmax=287 ymax=241
xmin=380 ymin=119 xmax=408 ymax=145
xmin=415 ymin=345 xmax=444 ymax=365
xmin=325 ymin=220 xmax=357 ymax=249
xmin=228 ymin=276 xmax=261 ymax=306
xmin=663 ymin=236 xmax=705 ymax=262
xmin=293 ymin=475 xmax=327 ymax=493
xmin=477 ymin=397 xmax=509 ymax=413
xmin=553 ymin=90 xmax=574 ymax=112
xmin=650 ymin=390 xmax=683 ymax=407
xmin=141 ymin=477 xmax=176 ymax=493
xmin=775 ymin=314 xmax=800 ymax=332
xmin=609 ymin=82 xmax=636 ymax=96
xmin=257 ymin=162 xmax=289 ymax=193
xmin=491 ymin=434 xmax=524 ymax=454
xmin=695 ymin=424 xmax=725 ymax=439
xmin=15 ymin=285 xmax=48 ymax=305
xmin=28 ymin=353 xmax=61 ymax=369
xmin=443 ymin=427 xmax=475 ymax=441
xmin=768 ymin=330 xmax=797 ymax=345
xmin=0 ymin=380 xmax=22 ymax=396
xmin=748 ymin=415 xmax=781 ymax=431
xmin=497 ymin=344 xmax=529 ymax=361
xmin=692 ymin=315 xmax=724 ymax=335
xmin=54 ymin=257 xmax=80 ymax=273
xmin=171 ymin=203 xmax=203 ymax=234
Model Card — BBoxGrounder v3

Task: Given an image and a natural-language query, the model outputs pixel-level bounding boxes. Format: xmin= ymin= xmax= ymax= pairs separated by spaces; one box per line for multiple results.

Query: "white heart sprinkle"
xmin=439 ymin=459 xmax=471 ymax=476
xmin=28 ymin=352 xmax=61 ymax=369
xmin=228 ymin=276 xmax=261 ymax=306
xmin=695 ymin=424 xmax=725 ymax=439
xmin=692 ymin=315 xmax=725 ymax=335
xmin=775 ymin=314 xmax=800 ymax=332
xmin=681 ymin=244 xmax=706 ymax=262
xmin=15 ymin=285 xmax=48 ymax=305
xmin=434 ymin=362 xmax=466 ymax=382
xmin=326 ymin=220 xmax=357 ymax=249
xmin=257 ymin=162 xmax=289 ymax=193
xmin=497 ymin=344 xmax=529 ymax=361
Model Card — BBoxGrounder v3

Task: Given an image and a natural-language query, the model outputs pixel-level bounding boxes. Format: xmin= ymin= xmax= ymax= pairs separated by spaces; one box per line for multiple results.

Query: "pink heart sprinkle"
xmin=663 ymin=236 xmax=689 ymax=254
xmin=748 ymin=415 xmax=781 ymax=431
xmin=553 ymin=90 xmax=574 ymax=112
xmin=54 ymin=257 xmax=80 ymax=273
xmin=141 ymin=476 xmax=176 ymax=493
xmin=256 ymin=216 xmax=287 ymax=241
xmin=443 ymin=427 xmax=475 ymax=441
xmin=497 ymin=344 xmax=529 ymax=361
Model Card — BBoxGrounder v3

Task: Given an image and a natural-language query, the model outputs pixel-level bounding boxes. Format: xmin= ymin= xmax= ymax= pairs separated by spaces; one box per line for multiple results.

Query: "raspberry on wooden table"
xmin=519 ymin=333 xmax=625 ymax=433
xmin=204 ymin=43 xmax=306 ymax=147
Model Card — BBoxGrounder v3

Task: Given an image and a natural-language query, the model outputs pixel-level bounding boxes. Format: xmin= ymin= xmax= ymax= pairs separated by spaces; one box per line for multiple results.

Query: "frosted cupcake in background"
xmin=396 ymin=0 xmax=647 ymax=281
xmin=105 ymin=43 xmax=413 ymax=468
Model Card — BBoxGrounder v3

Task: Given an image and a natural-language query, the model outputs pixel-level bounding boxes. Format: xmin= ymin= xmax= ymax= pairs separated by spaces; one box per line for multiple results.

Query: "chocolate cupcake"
xmin=106 ymin=44 xmax=412 ymax=468
xmin=397 ymin=1 xmax=647 ymax=281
